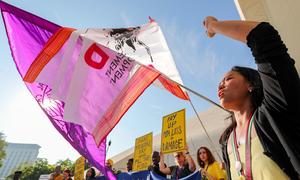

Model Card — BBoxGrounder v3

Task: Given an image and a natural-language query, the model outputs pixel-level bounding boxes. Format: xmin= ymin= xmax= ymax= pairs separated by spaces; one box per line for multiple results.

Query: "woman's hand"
xmin=203 ymin=16 xmax=259 ymax=42
xmin=183 ymin=144 xmax=189 ymax=155
xmin=200 ymin=168 xmax=208 ymax=176
xmin=200 ymin=168 xmax=218 ymax=180
xmin=203 ymin=16 xmax=218 ymax=38
xmin=200 ymin=168 xmax=209 ymax=180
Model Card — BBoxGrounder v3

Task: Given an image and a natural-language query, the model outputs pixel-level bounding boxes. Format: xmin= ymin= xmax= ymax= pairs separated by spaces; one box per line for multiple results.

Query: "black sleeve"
xmin=246 ymin=22 xmax=300 ymax=177
xmin=247 ymin=22 xmax=300 ymax=115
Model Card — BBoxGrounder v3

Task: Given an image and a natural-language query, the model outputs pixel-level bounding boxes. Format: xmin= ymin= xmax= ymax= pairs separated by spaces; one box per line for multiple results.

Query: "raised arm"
xmin=204 ymin=16 xmax=300 ymax=112
xmin=159 ymin=152 xmax=171 ymax=175
xmin=184 ymin=146 xmax=196 ymax=172
xmin=203 ymin=16 xmax=259 ymax=43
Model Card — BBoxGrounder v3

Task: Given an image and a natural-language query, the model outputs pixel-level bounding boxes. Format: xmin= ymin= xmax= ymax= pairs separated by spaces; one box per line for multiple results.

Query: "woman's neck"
xmin=178 ymin=162 xmax=185 ymax=167
xmin=232 ymin=101 xmax=254 ymax=129
xmin=204 ymin=161 xmax=209 ymax=167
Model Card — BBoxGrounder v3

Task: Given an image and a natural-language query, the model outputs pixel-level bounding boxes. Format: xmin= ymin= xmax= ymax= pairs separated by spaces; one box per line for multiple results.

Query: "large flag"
xmin=0 ymin=1 xmax=189 ymax=178
xmin=0 ymin=2 xmax=114 ymax=179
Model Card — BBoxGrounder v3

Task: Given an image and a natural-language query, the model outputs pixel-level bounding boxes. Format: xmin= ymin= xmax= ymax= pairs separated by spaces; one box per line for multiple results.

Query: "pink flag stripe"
xmin=158 ymin=75 xmax=190 ymax=100
xmin=24 ymin=27 xmax=75 ymax=83
xmin=92 ymin=65 xmax=160 ymax=146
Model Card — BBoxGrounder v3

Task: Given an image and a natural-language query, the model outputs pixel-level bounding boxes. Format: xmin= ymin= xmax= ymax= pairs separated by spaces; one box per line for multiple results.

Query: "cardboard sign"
xmin=161 ymin=109 xmax=186 ymax=154
xmin=132 ymin=132 xmax=153 ymax=171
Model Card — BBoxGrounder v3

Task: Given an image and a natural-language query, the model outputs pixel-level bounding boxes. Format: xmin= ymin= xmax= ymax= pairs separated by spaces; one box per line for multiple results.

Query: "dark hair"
xmin=231 ymin=66 xmax=263 ymax=108
xmin=127 ymin=158 xmax=134 ymax=172
xmin=152 ymin=151 xmax=159 ymax=155
xmin=86 ymin=167 xmax=96 ymax=178
xmin=64 ymin=169 xmax=71 ymax=174
xmin=13 ymin=171 xmax=22 ymax=180
xmin=128 ymin=158 xmax=133 ymax=163
xmin=152 ymin=151 xmax=160 ymax=159
xmin=220 ymin=66 xmax=263 ymax=144
xmin=197 ymin=147 xmax=216 ymax=168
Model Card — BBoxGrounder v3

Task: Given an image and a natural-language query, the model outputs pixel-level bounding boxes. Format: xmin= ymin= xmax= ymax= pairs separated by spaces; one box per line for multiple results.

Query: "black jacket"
xmin=221 ymin=22 xmax=300 ymax=180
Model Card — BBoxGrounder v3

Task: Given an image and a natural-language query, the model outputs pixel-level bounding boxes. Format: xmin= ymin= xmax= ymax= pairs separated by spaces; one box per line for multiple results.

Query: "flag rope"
xmin=188 ymin=98 xmax=223 ymax=160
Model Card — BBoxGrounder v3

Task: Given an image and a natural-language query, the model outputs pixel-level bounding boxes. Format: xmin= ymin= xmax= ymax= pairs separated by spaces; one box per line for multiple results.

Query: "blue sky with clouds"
xmin=0 ymin=0 xmax=256 ymax=164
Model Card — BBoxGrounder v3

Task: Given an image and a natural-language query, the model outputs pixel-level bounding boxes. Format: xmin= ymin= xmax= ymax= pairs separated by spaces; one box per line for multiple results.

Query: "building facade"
xmin=234 ymin=0 xmax=300 ymax=74
xmin=0 ymin=143 xmax=40 ymax=179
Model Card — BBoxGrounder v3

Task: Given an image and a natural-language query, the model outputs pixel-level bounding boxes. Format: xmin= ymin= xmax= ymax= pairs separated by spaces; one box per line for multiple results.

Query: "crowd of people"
xmin=49 ymin=165 xmax=75 ymax=180
xmin=88 ymin=146 xmax=226 ymax=179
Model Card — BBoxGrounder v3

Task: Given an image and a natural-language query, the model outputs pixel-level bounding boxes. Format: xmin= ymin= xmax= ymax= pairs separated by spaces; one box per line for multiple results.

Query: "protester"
xmin=106 ymin=159 xmax=121 ymax=175
xmin=13 ymin=171 xmax=22 ymax=180
xmin=197 ymin=147 xmax=226 ymax=180
xmin=148 ymin=151 xmax=167 ymax=178
xmin=85 ymin=167 xmax=96 ymax=180
xmin=63 ymin=169 xmax=72 ymax=180
xmin=106 ymin=159 xmax=113 ymax=170
xmin=49 ymin=165 xmax=64 ymax=180
xmin=159 ymin=146 xmax=196 ymax=179
xmin=126 ymin=158 xmax=134 ymax=172
xmin=203 ymin=16 xmax=300 ymax=179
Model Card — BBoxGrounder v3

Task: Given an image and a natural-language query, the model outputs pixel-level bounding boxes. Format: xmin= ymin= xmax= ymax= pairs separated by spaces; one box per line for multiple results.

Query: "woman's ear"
xmin=247 ymin=84 xmax=253 ymax=93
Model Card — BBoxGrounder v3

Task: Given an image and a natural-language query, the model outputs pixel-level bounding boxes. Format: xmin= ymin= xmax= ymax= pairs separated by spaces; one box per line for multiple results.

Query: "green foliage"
xmin=85 ymin=160 xmax=92 ymax=170
xmin=0 ymin=132 xmax=7 ymax=168
xmin=7 ymin=159 xmax=54 ymax=180
xmin=56 ymin=158 xmax=75 ymax=174
xmin=6 ymin=158 xmax=77 ymax=180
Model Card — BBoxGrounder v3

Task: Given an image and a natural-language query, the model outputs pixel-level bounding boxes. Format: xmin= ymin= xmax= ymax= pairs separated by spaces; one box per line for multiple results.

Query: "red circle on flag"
xmin=84 ymin=43 xmax=109 ymax=69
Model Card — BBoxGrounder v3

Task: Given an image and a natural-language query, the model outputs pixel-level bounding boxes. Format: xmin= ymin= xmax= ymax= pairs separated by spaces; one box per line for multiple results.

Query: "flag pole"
xmin=188 ymin=98 xmax=223 ymax=160
xmin=177 ymin=83 xmax=230 ymax=113
xmin=140 ymin=63 xmax=231 ymax=113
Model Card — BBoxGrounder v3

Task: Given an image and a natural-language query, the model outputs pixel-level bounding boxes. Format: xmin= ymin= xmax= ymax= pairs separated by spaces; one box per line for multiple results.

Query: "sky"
xmin=0 ymin=0 xmax=256 ymax=164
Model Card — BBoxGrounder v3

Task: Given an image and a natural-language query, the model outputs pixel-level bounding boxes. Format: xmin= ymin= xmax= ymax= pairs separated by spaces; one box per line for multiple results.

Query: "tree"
xmin=56 ymin=158 xmax=75 ymax=174
xmin=6 ymin=158 xmax=76 ymax=179
xmin=0 ymin=132 xmax=7 ymax=168
xmin=6 ymin=158 xmax=54 ymax=180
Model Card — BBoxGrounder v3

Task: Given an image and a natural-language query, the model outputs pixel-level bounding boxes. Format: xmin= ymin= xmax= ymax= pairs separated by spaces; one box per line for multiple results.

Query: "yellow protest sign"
xmin=161 ymin=109 xmax=186 ymax=154
xmin=74 ymin=156 xmax=85 ymax=180
xmin=132 ymin=132 xmax=153 ymax=171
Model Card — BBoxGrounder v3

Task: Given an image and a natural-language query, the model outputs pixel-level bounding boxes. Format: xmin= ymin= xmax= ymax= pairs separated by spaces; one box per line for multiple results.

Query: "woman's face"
xmin=87 ymin=169 xmax=92 ymax=177
xmin=199 ymin=148 xmax=208 ymax=162
xmin=218 ymin=71 xmax=251 ymax=110
xmin=63 ymin=172 xmax=69 ymax=178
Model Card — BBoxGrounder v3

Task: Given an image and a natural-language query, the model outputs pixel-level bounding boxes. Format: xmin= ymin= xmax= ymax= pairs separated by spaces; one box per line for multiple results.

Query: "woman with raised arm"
xmin=203 ymin=16 xmax=300 ymax=179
